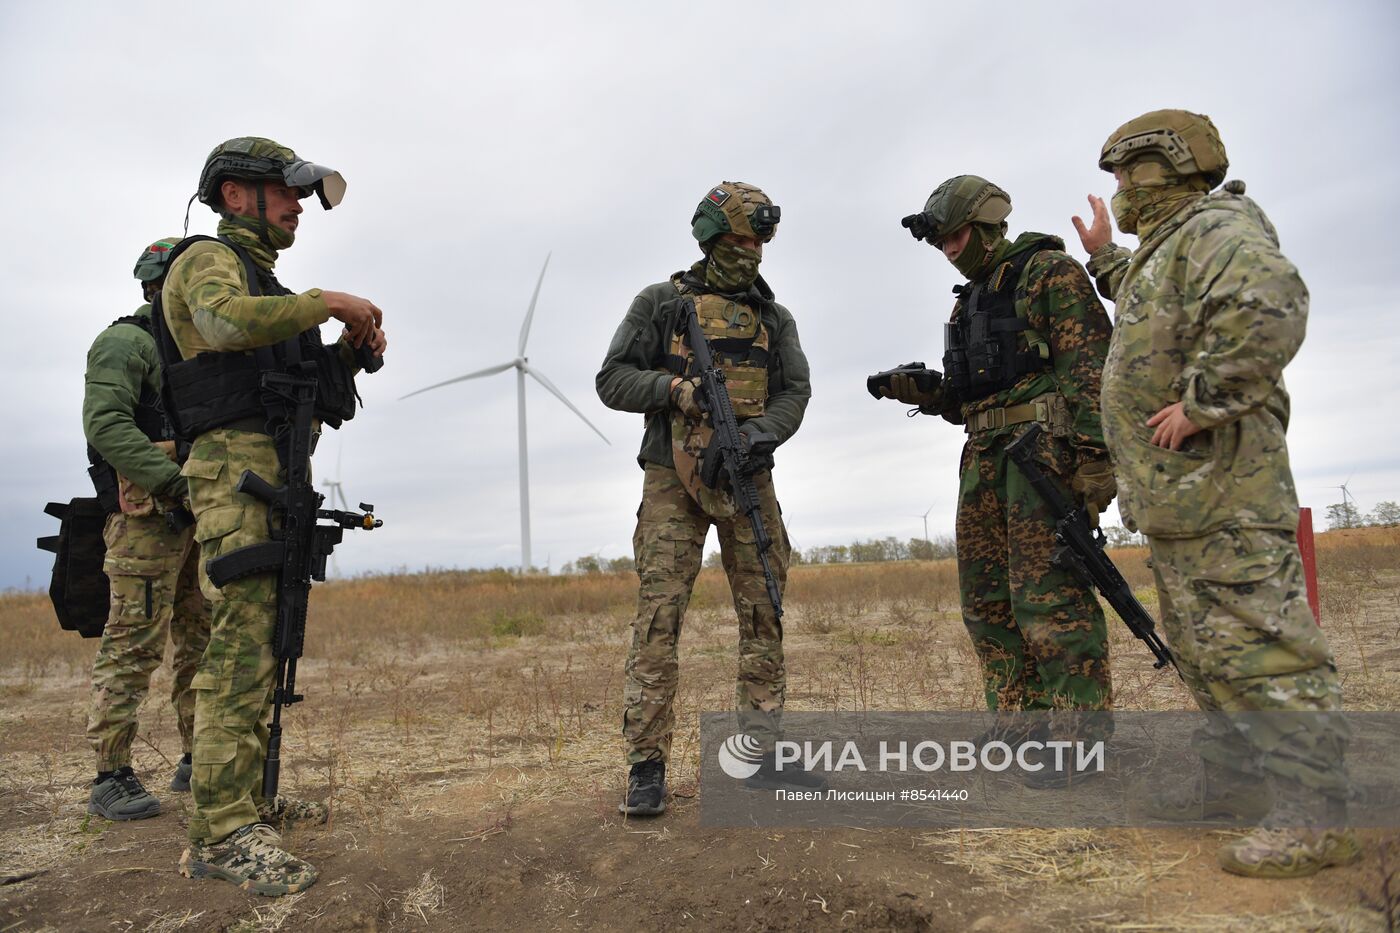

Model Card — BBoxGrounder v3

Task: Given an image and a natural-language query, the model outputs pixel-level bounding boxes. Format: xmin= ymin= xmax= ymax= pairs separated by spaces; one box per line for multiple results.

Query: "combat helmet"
xmin=902 ymin=175 xmax=1011 ymax=244
xmin=1098 ymin=109 xmax=1228 ymax=188
xmin=691 ymin=182 xmax=780 ymax=247
xmin=133 ymin=237 xmax=183 ymax=284
xmin=197 ymin=136 xmax=346 ymax=211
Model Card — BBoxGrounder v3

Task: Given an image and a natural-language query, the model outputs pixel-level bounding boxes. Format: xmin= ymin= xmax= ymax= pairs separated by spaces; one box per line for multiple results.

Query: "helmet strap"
xmin=253 ymin=180 xmax=275 ymax=251
xmin=182 ymin=192 xmax=197 ymax=238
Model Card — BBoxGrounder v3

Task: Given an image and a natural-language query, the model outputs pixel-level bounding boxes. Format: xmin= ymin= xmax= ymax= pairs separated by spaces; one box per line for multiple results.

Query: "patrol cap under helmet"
xmin=1098 ymin=109 xmax=1228 ymax=188
xmin=902 ymin=175 xmax=1011 ymax=244
xmin=691 ymin=181 xmax=780 ymax=246
xmin=133 ymin=237 xmax=183 ymax=284
xmin=197 ymin=136 xmax=347 ymax=211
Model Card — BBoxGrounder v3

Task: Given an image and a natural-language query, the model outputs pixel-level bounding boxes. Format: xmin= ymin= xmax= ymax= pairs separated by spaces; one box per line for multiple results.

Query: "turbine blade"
xmin=400 ymin=361 xmax=515 ymax=400
xmin=518 ymin=253 xmax=551 ymax=357
xmin=522 ymin=363 xmax=610 ymax=445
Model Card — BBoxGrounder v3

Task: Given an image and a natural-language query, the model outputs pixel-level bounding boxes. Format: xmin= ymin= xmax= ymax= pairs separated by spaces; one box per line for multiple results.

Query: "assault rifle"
xmin=205 ymin=361 xmax=383 ymax=798
xmin=1006 ymin=424 xmax=1177 ymax=675
xmin=680 ymin=298 xmax=784 ymax=621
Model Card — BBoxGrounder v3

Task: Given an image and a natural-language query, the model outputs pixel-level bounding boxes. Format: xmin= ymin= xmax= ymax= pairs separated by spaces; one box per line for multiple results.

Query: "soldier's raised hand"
xmin=323 ymin=291 xmax=383 ymax=347
xmin=1072 ymin=194 xmax=1113 ymax=255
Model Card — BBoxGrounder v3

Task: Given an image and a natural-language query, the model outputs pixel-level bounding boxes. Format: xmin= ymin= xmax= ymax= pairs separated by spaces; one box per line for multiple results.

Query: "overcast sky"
xmin=3 ymin=1 xmax=1397 ymax=589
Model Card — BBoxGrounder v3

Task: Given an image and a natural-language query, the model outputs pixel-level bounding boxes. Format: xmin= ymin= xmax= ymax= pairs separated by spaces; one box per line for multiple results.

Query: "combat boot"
xmin=179 ymin=822 xmax=318 ymax=896
xmin=88 ymin=766 xmax=161 ymax=821
xmin=1142 ymin=761 xmax=1270 ymax=823
xmin=257 ymin=795 xmax=329 ymax=828
xmin=1218 ymin=789 xmax=1360 ymax=879
xmin=619 ymin=760 xmax=667 ymax=816
xmin=745 ymin=752 xmax=828 ymax=791
xmin=170 ymin=754 xmax=192 ymax=792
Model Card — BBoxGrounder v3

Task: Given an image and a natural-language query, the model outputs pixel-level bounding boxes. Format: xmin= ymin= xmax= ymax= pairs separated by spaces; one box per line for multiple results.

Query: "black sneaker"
xmin=745 ymin=752 xmax=829 ymax=791
xmin=89 ymin=766 xmax=162 ymax=820
xmin=619 ymin=761 xmax=667 ymax=816
xmin=170 ymin=755 xmax=192 ymax=792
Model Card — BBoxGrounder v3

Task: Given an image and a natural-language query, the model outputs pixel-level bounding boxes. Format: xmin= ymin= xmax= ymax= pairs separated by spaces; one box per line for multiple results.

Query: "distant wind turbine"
xmin=913 ymin=503 xmax=934 ymax=543
xmin=321 ymin=444 xmax=351 ymax=577
xmin=400 ymin=254 xmax=610 ymax=572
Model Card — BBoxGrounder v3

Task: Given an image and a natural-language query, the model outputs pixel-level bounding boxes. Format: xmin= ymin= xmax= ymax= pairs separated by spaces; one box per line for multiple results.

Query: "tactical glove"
xmin=739 ymin=421 xmax=777 ymax=473
xmin=670 ymin=377 xmax=703 ymax=419
xmin=881 ymin=372 xmax=941 ymax=408
xmin=1071 ymin=457 xmax=1117 ymax=528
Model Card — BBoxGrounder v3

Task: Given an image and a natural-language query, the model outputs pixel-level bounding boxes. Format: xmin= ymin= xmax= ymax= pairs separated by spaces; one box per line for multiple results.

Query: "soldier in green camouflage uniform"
xmin=163 ymin=137 xmax=385 ymax=896
xmin=84 ymin=239 xmax=211 ymax=821
xmin=597 ymin=182 xmax=812 ymax=815
xmin=1073 ymin=109 xmax=1356 ymax=877
xmin=890 ymin=177 xmax=1116 ymax=768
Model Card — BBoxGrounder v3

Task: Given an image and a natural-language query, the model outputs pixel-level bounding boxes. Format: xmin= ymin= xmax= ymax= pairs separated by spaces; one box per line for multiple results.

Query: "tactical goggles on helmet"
xmin=199 ymin=155 xmax=346 ymax=210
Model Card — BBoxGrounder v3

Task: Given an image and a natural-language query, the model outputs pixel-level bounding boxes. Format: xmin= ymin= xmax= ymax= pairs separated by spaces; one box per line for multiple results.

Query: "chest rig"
xmin=943 ymin=239 xmax=1055 ymax=402
xmin=87 ymin=314 xmax=175 ymax=513
xmin=151 ymin=236 xmax=360 ymax=445
xmin=664 ymin=280 xmax=770 ymax=418
xmin=664 ymin=277 xmax=772 ymax=517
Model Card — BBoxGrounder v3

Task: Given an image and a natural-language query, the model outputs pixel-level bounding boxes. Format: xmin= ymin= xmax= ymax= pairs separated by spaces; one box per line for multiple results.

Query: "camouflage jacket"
xmin=82 ymin=303 xmax=182 ymax=496
xmin=162 ymin=220 xmax=330 ymax=359
xmin=1087 ymin=188 xmax=1304 ymax=537
xmin=934 ymin=232 xmax=1112 ymax=462
xmin=596 ymin=272 xmax=811 ymax=469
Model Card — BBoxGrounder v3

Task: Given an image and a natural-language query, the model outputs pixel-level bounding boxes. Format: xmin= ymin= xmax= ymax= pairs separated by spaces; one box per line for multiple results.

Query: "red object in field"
xmin=1297 ymin=507 xmax=1320 ymax=626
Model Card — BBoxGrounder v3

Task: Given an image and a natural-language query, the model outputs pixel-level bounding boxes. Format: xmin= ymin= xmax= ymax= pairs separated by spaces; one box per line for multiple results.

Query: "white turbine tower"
xmin=400 ymin=254 xmax=610 ymax=573
xmin=320 ymin=444 xmax=351 ymax=577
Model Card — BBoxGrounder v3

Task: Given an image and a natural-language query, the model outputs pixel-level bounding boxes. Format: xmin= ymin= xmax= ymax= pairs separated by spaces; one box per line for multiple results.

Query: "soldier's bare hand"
xmin=324 ymin=291 xmax=382 ymax=347
xmin=1146 ymin=402 xmax=1203 ymax=450
xmin=1072 ymin=195 xmax=1113 ymax=255
xmin=366 ymin=327 xmax=387 ymax=357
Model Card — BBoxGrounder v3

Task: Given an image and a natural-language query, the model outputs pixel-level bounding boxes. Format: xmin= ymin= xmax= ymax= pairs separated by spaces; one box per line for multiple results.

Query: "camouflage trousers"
xmin=182 ymin=428 xmax=282 ymax=845
xmin=956 ymin=428 xmax=1112 ymax=713
xmin=1150 ymin=526 xmax=1349 ymax=798
xmin=624 ymin=463 xmax=790 ymax=765
xmin=88 ymin=511 xmax=210 ymax=772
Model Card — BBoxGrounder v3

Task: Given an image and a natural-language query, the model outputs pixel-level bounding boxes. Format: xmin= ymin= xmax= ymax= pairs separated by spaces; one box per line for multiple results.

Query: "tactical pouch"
xmin=36 ymin=498 xmax=110 ymax=638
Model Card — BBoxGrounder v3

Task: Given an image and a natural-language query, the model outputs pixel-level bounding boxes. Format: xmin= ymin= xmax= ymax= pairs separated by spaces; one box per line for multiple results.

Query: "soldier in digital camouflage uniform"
xmin=84 ymin=239 xmax=211 ymax=821
xmin=162 ymin=137 xmax=385 ymax=895
xmin=597 ymin=182 xmax=814 ymax=815
xmin=1073 ymin=109 xmax=1356 ymax=877
xmin=889 ymin=177 xmax=1117 ymax=780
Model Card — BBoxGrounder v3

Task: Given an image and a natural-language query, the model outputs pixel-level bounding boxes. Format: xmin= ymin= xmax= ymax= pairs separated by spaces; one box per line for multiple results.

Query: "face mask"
xmin=705 ymin=239 xmax=761 ymax=291
xmin=950 ymin=224 xmax=1003 ymax=280
xmin=1112 ymin=160 xmax=1210 ymax=237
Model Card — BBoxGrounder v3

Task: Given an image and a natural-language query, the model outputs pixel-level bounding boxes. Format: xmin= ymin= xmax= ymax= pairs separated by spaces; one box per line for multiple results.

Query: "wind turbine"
xmin=913 ymin=503 xmax=934 ymax=543
xmin=400 ymin=254 xmax=610 ymax=573
xmin=320 ymin=444 xmax=351 ymax=577
xmin=1335 ymin=477 xmax=1358 ymax=528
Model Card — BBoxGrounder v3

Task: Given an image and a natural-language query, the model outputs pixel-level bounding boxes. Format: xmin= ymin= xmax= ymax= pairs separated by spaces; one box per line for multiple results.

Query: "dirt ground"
xmin=2 ymin=530 xmax=1398 ymax=931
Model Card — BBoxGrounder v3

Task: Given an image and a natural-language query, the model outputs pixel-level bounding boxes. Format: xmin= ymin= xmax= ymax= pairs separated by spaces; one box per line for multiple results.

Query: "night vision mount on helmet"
xmin=197 ymin=136 xmax=346 ymax=211
xmin=1098 ymin=109 xmax=1229 ymax=188
xmin=902 ymin=175 xmax=1011 ymax=245
xmin=691 ymin=181 xmax=780 ymax=246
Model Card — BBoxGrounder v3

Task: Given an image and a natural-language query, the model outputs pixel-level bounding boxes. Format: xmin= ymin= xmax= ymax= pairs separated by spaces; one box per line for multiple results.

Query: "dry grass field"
xmin=2 ymin=526 xmax=1398 ymax=931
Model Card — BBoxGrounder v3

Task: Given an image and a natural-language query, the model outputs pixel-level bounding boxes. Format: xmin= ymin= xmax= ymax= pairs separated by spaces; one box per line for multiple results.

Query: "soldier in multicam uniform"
xmin=84 ymin=239 xmax=211 ymax=821
xmin=889 ymin=177 xmax=1118 ymax=782
xmin=160 ymin=137 xmax=386 ymax=895
xmin=597 ymin=182 xmax=814 ymax=815
xmin=1073 ymin=109 xmax=1357 ymax=877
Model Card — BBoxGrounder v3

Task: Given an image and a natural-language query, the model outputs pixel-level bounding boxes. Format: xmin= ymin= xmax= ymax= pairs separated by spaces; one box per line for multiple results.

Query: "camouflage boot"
xmin=257 ymin=795 xmax=330 ymax=828
xmin=170 ymin=754 xmax=192 ymax=792
xmin=1218 ymin=787 xmax=1360 ymax=879
xmin=1141 ymin=761 xmax=1270 ymax=823
xmin=179 ymin=823 xmax=318 ymax=896
xmin=88 ymin=767 xmax=161 ymax=821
